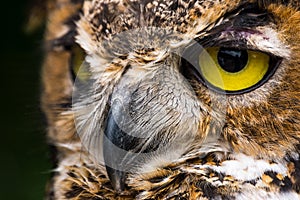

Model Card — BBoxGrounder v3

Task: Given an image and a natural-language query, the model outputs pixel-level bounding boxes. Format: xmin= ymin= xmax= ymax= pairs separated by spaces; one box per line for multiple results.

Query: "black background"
xmin=1 ymin=1 xmax=51 ymax=199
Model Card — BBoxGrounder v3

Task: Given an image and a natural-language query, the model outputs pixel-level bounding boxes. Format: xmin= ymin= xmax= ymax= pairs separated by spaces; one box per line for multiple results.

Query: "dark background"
xmin=1 ymin=1 xmax=51 ymax=199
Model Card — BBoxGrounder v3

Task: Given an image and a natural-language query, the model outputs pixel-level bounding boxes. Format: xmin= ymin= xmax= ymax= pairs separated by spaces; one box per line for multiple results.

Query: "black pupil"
xmin=217 ymin=48 xmax=248 ymax=73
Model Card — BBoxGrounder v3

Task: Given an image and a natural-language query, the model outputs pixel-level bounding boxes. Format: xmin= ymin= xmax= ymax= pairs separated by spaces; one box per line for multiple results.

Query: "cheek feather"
xmin=42 ymin=0 xmax=300 ymax=199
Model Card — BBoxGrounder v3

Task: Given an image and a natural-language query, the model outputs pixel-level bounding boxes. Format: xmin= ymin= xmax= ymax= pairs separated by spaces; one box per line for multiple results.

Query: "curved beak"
xmin=103 ymin=103 xmax=141 ymax=193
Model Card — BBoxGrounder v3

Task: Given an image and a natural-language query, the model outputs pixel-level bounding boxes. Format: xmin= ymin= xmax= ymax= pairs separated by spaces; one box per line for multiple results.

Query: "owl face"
xmin=42 ymin=0 xmax=300 ymax=198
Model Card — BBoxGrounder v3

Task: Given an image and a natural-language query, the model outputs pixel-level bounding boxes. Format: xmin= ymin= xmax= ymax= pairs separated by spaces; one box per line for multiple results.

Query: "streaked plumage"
xmin=41 ymin=0 xmax=300 ymax=199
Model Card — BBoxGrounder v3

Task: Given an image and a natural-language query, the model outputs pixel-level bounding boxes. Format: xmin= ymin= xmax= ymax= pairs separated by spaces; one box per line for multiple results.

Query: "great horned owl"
xmin=41 ymin=0 xmax=300 ymax=199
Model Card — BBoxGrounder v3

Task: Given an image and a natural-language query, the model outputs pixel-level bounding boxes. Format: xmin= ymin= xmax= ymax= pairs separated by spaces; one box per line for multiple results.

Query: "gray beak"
xmin=103 ymin=104 xmax=142 ymax=194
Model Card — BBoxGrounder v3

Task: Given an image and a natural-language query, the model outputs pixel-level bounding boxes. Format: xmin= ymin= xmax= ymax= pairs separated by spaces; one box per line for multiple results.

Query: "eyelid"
xmin=212 ymin=27 xmax=291 ymax=59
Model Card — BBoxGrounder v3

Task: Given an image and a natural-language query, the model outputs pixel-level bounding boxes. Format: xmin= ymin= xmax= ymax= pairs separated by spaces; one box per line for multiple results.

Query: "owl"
xmin=41 ymin=0 xmax=300 ymax=199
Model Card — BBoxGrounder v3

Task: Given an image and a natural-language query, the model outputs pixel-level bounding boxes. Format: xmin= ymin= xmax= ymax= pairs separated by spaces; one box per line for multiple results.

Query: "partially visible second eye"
xmin=71 ymin=45 xmax=90 ymax=82
xmin=197 ymin=47 xmax=276 ymax=93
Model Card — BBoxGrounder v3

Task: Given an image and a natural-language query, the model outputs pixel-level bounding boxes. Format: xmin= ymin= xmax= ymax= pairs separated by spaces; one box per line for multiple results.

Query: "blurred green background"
xmin=0 ymin=1 xmax=51 ymax=199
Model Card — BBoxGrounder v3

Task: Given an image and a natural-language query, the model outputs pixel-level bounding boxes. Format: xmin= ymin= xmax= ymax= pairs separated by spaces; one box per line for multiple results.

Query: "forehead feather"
xmin=76 ymin=0 xmax=243 ymax=52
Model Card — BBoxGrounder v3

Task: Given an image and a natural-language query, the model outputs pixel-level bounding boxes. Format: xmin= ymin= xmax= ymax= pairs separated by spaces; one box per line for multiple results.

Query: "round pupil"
xmin=217 ymin=47 xmax=248 ymax=73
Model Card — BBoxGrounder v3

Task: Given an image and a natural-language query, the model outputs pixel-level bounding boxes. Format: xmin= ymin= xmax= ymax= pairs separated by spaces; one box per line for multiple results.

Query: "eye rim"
xmin=181 ymin=43 xmax=282 ymax=95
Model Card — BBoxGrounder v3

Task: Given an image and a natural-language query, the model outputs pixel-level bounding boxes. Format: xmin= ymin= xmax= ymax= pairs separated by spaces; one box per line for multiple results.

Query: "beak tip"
xmin=106 ymin=165 xmax=127 ymax=193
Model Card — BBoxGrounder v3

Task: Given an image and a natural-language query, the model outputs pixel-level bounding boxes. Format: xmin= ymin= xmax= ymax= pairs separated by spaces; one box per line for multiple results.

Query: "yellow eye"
xmin=71 ymin=45 xmax=90 ymax=81
xmin=198 ymin=47 xmax=271 ymax=93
